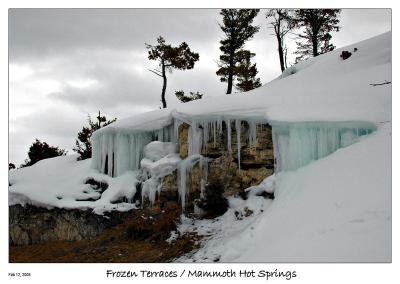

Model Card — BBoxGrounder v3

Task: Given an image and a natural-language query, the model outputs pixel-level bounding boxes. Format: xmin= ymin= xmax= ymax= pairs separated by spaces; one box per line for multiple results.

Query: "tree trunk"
xmin=227 ymin=48 xmax=234 ymax=94
xmin=284 ymin=47 xmax=288 ymax=69
xmin=277 ymin=35 xmax=285 ymax=72
xmin=161 ymin=62 xmax=167 ymax=108
xmin=312 ymin=33 xmax=318 ymax=57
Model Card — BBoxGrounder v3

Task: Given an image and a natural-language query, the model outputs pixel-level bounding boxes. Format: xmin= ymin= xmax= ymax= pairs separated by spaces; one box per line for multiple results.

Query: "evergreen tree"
xmin=20 ymin=139 xmax=67 ymax=168
xmin=292 ymin=9 xmax=341 ymax=62
xmin=9 ymin=163 xmax=16 ymax=170
xmin=146 ymin=36 xmax=199 ymax=108
xmin=175 ymin=90 xmax=203 ymax=103
xmin=266 ymin=9 xmax=293 ymax=72
xmin=216 ymin=9 xmax=260 ymax=94
xmin=235 ymin=50 xmax=262 ymax=92
xmin=73 ymin=111 xmax=116 ymax=160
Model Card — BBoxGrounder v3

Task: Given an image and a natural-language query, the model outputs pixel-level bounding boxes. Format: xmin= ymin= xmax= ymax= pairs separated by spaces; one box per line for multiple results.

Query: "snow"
xmin=178 ymin=123 xmax=391 ymax=262
xmin=9 ymin=155 xmax=138 ymax=215
xmin=143 ymin=141 xmax=177 ymax=161
xmin=140 ymin=154 xmax=181 ymax=178
xmin=174 ymin=32 xmax=391 ymax=123
xmin=246 ymin=174 xmax=276 ymax=195
xmin=140 ymin=153 xmax=181 ymax=206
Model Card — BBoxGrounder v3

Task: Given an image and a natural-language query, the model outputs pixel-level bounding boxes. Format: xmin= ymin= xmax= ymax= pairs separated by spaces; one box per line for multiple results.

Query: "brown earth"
xmin=9 ymin=205 xmax=200 ymax=263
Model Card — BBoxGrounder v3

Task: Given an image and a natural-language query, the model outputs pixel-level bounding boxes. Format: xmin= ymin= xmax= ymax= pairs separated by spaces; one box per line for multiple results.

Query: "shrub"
xmin=20 ymin=139 xmax=67 ymax=168
xmin=196 ymin=181 xmax=228 ymax=218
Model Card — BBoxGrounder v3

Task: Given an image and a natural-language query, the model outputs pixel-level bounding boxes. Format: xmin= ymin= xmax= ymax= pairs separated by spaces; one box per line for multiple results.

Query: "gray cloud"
xmin=9 ymin=9 xmax=221 ymax=61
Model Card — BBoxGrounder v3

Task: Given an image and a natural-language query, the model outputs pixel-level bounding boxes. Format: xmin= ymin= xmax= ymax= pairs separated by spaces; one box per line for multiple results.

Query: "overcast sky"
xmin=9 ymin=8 xmax=391 ymax=165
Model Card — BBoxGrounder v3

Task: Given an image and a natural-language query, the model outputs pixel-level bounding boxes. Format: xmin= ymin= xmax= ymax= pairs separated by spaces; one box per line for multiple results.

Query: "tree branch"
xmin=369 ymin=80 xmax=391 ymax=86
xmin=148 ymin=69 xmax=163 ymax=77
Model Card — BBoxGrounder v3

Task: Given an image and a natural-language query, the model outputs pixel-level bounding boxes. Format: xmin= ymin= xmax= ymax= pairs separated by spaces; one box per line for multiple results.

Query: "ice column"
xmin=226 ymin=119 xmax=232 ymax=154
xmin=177 ymin=154 xmax=201 ymax=209
xmin=235 ymin=119 xmax=241 ymax=170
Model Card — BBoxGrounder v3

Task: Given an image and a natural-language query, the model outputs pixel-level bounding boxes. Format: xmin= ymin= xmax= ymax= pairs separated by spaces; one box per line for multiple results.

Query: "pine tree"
xmin=216 ymin=9 xmax=260 ymax=94
xmin=20 ymin=139 xmax=67 ymax=167
xmin=9 ymin=163 xmax=16 ymax=170
xmin=175 ymin=90 xmax=203 ymax=103
xmin=266 ymin=9 xmax=293 ymax=72
xmin=73 ymin=111 xmax=116 ymax=160
xmin=235 ymin=50 xmax=262 ymax=92
xmin=146 ymin=36 xmax=199 ymax=108
xmin=292 ymin=9 xmax=341 ymax=62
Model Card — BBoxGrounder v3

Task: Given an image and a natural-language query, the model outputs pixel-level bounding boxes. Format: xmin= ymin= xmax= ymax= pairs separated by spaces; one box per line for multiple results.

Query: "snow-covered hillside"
xmin=9 ymin=32 xmax=391 ymax=262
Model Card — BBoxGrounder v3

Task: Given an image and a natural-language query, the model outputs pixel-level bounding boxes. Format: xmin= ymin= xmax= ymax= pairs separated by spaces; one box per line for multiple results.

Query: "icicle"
xmin=177 ymin=155 xmax=201 ymax=209
xmin=202 ymin=120 xmax=209 ymax=150
xmin=235 ymin=119 xmax=241 ymax=171
xmin=217 ymin=117 xmax=223 ymax=135
xmin=173 ymin=119 xmax=182 ymax=143
xmin=213 ymin=121 xmax=217 ymax=147
xmin=107 ymin=134 xmax=114 ymax=176
xmin=200 ymin=156 xmax=209 ymax=199
xmin=226 ymin=119 xmax=232 ymax=154
xmin=248 ymin=121 xmax=257 ymax=147
xmin=178 ymin=162 xmax=187 ymax=209
xmin=92 ymin=128 xmax=165 ymax=176
xmin=141 ymin=178 xmax=161 ymax=207
xmin=188 ymin=123 xmax=203 ymax=156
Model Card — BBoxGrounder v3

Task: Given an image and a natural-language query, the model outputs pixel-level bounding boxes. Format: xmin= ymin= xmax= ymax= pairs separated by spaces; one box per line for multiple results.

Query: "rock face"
xmin=9 ymin=204 xmax=128 ymax=246
xmin=163 ymin=121 xmax=274 ymax=210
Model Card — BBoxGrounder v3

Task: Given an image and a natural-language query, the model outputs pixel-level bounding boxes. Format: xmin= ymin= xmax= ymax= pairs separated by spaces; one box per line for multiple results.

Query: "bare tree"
xmin=266 ymin=9 xmax=293 ymax=72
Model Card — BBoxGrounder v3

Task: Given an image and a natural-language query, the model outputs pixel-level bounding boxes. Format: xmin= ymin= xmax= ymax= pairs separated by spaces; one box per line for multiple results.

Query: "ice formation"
xmin=139 ymin=142 xmax=181 ymax=206
xmin=92 ymin=114 xmax=377 ymax=208
xmin=235 ymin=119 xmax=241 ymax=170
xmin=177 ymin=154 xmax=209 ymax=209
xmin=272 ymin=121 xmax=377 ymax=172
xmin=91 ymin=124 xmax=174 ymax=177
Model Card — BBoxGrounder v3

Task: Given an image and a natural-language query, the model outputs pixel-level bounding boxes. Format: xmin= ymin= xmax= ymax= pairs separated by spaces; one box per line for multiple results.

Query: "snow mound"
xmin=143 ymin=141 xmax=178 ymax=162
xmin=9 ymin=155 xmax=138 ymax=215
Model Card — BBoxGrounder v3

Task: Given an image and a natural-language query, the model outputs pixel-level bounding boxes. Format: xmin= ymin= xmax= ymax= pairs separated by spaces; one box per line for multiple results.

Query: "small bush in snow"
xmin=340 ymin=50 xmax=352 ymax=60
xmin=20 ymin=139 xmax=67 ymax=168
xmin=196 ymin=181 xmax=228 ymax=218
